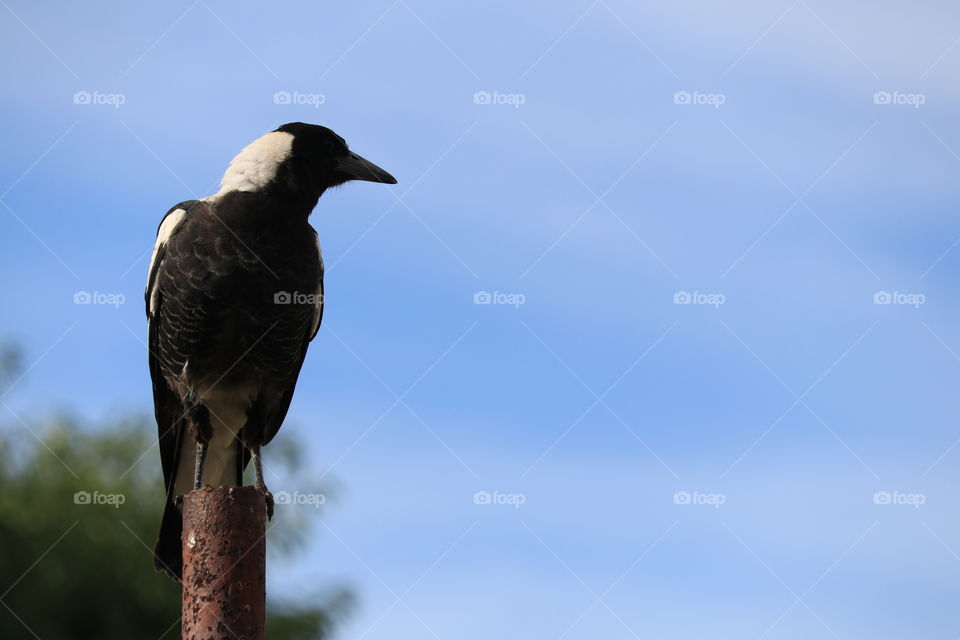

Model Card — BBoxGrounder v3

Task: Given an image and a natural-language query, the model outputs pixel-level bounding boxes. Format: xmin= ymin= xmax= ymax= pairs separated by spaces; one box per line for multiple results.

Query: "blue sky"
xmin=3 ymin=0 xmax=960 ymax=637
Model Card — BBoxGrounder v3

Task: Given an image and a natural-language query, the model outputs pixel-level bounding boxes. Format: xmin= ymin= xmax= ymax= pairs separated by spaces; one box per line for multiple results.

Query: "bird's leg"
xmin=185 ymin=399 xmax=211 ymax=491
xmin=193 ymin=440 xmax=207 ymax=490
xmin=242 ymin=404 xmax=273 ymax=518
xmin=250 ymin=445 xmax=273 ymax=520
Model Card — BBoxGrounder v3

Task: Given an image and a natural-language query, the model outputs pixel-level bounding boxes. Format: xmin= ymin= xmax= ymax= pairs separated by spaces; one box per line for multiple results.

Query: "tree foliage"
xmin=0 ymin=346 xmax=351 ymax=639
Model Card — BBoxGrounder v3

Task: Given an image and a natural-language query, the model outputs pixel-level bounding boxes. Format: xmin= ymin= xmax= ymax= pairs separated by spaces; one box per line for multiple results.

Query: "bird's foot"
xmin=251 ymin=444 xmax=272 ymax=519
xmin=256 ymin=484 xmax=274 ymax=520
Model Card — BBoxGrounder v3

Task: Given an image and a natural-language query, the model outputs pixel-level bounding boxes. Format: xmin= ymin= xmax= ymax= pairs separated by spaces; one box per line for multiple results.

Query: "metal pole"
xmin=181 ymin=486 xmax=266 ymax=640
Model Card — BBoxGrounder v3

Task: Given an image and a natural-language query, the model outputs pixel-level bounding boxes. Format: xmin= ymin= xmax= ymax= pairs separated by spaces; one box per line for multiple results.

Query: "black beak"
xmin=335 ymin=152 xmax=397 ymax=184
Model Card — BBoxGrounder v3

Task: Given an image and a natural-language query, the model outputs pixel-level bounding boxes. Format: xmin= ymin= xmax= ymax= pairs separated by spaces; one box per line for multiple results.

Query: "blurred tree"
xmin=0 ymin=345 xmax=351 ymax=639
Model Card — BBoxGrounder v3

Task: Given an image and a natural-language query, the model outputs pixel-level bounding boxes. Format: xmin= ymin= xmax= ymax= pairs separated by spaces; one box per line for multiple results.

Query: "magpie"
xmin=146 ymin=122 xmax=396 ymax=581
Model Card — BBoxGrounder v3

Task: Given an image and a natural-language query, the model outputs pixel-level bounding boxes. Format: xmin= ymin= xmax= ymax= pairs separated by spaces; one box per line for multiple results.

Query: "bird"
xmin=146 ymin=122 xmax=396 ymax=581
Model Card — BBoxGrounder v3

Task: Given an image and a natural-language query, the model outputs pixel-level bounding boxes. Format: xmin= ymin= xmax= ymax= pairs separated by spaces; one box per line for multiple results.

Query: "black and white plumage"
xmin=146 ymin=122 xmax=396 ymax=581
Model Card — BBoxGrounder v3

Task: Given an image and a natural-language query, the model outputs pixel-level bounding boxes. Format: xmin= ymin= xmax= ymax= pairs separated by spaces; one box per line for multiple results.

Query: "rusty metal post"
xmin=181 ymin=486 xmax=266 ymax=640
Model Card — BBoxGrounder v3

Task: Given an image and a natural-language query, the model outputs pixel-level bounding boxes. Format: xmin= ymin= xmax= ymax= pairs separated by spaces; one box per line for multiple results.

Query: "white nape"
xmin=215 ymin=130 xmax=294 ymax=195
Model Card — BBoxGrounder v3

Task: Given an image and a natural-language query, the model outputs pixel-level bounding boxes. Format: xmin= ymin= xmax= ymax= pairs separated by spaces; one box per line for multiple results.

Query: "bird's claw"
xmin=257 ymin=486 xmax=274 ymax=520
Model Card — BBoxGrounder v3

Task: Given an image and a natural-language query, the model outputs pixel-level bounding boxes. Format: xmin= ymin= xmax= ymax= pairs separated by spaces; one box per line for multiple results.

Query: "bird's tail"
xmin=153 ymin=497 xmax=183 ymax=582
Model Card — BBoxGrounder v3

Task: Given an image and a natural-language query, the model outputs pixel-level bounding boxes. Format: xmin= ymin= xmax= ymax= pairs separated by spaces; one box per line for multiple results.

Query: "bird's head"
xmin=218 ymin=122 xmax=396 ymax=206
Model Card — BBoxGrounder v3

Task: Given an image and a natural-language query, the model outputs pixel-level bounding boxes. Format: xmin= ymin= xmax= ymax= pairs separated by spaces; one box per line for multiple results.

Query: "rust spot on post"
xmin=182 ymin=486 xmax=265 ymax=640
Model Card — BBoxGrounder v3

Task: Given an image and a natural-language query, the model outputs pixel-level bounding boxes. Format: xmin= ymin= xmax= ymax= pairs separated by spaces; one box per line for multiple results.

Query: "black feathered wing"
xmin=248 ymin=238 xmax=323 ymax=452
xmin=145 ymin=200 xmax=236 ymax=581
